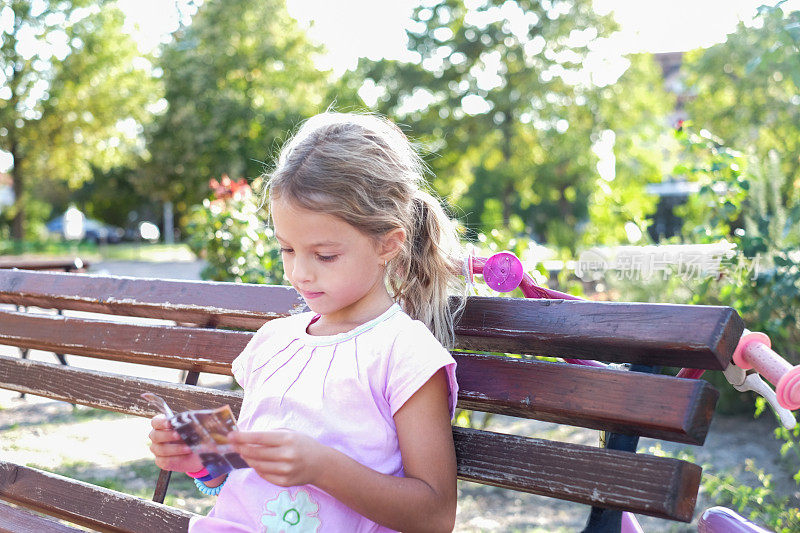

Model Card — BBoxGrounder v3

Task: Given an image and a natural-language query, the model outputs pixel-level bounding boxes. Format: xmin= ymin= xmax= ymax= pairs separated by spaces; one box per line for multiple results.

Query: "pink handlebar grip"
xmin=733 ymin=329 xmax=800 ymax=410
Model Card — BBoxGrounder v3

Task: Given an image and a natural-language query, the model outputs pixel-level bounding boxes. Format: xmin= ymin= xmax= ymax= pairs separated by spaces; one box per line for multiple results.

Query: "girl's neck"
xmin=307 ymin=296 xmax=396 ymax=337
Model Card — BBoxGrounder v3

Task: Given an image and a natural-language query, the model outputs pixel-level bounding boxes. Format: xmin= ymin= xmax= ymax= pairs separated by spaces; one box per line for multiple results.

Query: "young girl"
xmin=148 ymin=112 xmax=464 ymax=532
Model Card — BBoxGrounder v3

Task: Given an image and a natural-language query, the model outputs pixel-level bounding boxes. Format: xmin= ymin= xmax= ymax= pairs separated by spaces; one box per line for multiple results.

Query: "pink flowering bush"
xmin=186 ymin=175 xmax=284 ymax=284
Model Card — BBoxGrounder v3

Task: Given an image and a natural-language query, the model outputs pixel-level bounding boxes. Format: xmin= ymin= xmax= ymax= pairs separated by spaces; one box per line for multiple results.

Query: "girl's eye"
xmin=317 ymin=255 xmax=338 ymax=262
xmin=279 ymin=248 xmax=293 ymax=254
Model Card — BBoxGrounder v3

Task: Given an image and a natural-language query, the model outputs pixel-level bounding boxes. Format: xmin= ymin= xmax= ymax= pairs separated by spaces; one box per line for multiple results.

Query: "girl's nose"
xmin=291 ymin=257 xmax=313 ymax=283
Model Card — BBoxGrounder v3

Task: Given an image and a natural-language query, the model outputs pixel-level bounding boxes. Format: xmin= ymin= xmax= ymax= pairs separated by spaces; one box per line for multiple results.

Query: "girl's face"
xmin=270 ymin=198 xmax=402 ymax=328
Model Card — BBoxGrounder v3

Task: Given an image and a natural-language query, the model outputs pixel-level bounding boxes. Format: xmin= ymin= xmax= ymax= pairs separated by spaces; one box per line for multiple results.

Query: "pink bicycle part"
xmin=472 ymin=252 xmax=778 ymax=532
xmin=697 ymin=506 xmax=772 ymax=533
xmin=732 ymin=329 xmax=800 ymax=410
xmin=471 ymin=254 xmax=604 ymax=369
xmin=481 ymin=251 xmax=525 ymax=292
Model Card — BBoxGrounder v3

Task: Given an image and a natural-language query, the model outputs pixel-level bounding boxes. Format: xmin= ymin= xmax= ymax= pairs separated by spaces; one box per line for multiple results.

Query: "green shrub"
xmin=185 ymin=175 xmax=284 ymax=284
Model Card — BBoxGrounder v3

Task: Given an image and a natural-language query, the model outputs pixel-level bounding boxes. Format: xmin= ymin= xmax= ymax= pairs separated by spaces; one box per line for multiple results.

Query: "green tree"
xmin=0 ymin=0 xmax=160 ymax=239
xmin=355 ymin=0 xmax=618 ymax=250
xmin=145 ymin=0 xmax=330 ymax=228
xmin=581 ymin=53 xmax=676 ymax=247
xmin=683 ymin=3 xmax=800 ymax=195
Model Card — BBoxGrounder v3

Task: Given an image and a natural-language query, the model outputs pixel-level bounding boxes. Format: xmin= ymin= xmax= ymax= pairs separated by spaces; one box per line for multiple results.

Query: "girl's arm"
xmin=229 ymin=369 xmax=457 ymax=533
xmin=319 ymin=368 xmax=457 ymax=531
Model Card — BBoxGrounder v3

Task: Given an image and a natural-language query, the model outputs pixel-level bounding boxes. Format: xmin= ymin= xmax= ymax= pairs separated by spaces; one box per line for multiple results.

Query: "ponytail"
xmin=388 ymin=190 xmax=464 ymax=349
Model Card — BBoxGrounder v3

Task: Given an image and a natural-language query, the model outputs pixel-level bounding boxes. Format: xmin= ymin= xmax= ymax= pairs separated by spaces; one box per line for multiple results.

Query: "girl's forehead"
xmin=270 ymin=199 xmax=359 ymax=245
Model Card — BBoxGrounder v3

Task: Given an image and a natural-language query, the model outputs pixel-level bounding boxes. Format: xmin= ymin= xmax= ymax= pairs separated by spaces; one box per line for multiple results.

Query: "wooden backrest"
xmin=0 ymin=270 xmax=744 ymax=527
xmin=0 ymin=257 xmax=88 ymax=272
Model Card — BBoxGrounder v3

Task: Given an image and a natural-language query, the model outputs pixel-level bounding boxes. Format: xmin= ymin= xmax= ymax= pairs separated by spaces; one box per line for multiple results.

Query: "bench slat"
xmin=456 ymin=353 xmax=718 ymax=445
xmin=0 ymin=258 xmax=86 ymax=272
xmin=0 ymin=309 xmax=245 ymax=374
xmin=0 ymin=501 xmax=84 ymax=533
xmin=456 ymin=297 xmax=742 ymax=370
xmin=0 ymin=356 xmax=700 ymax=520
xmin=0 ymin=271 xmax=744 ymax=368
xmin=455 ymin=427 xmax=700 ymax=521
xmin=0 ymin=322 xmax=718 ymax=444
xmin=0 ymin=269 xmax=304 ymax=329
xmin=0 ymin=355 xmax=242 ymax=416
xmin=0 ymin=463 xmax=193 ymax=533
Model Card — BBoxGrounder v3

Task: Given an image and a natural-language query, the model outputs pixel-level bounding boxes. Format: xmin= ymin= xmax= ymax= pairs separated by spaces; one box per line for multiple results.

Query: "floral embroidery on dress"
xmin=261 ymin=489 xmax=321 ymax=532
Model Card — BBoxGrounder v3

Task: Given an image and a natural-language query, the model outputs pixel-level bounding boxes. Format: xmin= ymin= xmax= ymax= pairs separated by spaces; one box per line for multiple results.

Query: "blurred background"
xmin=2 ymin=0 xmax=800 ymax=529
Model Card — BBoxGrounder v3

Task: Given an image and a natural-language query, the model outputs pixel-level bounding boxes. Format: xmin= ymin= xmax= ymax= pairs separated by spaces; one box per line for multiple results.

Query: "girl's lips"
xmin=301 ymin=290 xmax=324 ymax=299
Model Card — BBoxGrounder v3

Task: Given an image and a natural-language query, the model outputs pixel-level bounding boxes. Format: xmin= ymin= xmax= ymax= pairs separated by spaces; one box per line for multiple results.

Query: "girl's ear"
xmin=379 ymin=228 xmax=406 ymax=263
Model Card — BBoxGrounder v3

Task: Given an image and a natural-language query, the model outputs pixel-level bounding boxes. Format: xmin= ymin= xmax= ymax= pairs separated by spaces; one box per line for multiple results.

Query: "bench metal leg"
xmin=582 ymin=364 xmax=659 ymax=533
xmin=153 ymin=370 xmax=200 ymax=504
xmin=17 ymin=307 xmax=69 ymax=398
xmin=55 ymin=310 xmax=69 ymax=366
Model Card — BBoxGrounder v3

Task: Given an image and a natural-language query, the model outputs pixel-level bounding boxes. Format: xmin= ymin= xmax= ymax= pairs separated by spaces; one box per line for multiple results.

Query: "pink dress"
xmin=189 ymin=303 xmax=458 ymax=532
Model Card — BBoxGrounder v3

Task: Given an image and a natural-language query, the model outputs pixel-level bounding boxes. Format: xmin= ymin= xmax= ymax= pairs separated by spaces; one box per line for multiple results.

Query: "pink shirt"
xmin=189 ymin=303 xmax=458 ymax=532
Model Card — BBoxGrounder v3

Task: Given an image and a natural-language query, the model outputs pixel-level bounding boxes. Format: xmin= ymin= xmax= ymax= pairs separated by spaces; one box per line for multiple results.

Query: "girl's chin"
xmin=303 ymin=298 xmax=328 ymax=313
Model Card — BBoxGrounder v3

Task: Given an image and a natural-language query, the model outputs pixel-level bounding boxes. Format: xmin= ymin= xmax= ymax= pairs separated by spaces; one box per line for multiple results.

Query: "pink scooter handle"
xmin=733 ymin=329 xmax=800 ymax=410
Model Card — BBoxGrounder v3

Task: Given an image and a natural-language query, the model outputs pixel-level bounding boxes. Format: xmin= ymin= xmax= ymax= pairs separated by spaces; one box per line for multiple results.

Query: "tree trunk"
xmin=501 ymin=111 xmax=513 ymax=227
xmin=10 ymin=142 xmax=24 ymax=241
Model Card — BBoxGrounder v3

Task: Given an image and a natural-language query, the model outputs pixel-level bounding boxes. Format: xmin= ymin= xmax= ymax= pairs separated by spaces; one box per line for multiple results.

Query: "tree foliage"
xmin=145 ymin=0 xmax=331 ymax=225
xmin=683 ymin=3 xmax=800 ymax=194
xmin=355 ymin=0 xmax=672 ymax=253
xmin=0 ymin=0 xmax=159 ymax=238
xmin=580 ymin=53 xmax=675 ymax=247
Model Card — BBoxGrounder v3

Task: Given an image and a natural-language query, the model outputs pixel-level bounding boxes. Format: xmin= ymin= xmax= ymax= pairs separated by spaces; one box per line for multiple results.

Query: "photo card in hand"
xmin=142 ymin=392 xmax=249 ymax=479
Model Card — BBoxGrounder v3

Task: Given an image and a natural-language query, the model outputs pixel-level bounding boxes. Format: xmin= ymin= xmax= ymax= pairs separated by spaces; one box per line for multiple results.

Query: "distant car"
xmin=46 ymin=215 xmax=125 ymax=244
xmin=122 ymin=220 xmax=161 ymax=242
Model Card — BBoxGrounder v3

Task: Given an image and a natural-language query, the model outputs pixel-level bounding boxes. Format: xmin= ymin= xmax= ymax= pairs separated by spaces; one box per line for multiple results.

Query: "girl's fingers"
xmin=150 ymin=442 xmax=193 ymax=457
xmin=228 ymin=430 xmax=290 ymax=446
xmin=156 ymin=456 xmax=202 ymax=473
xmin=148 ymin=427 xmax=182 ymax=444
xmin=234 ymin=443 xmax=298 ymax=467
xmin=150 ymin=415 xmax=173 ymax=430
xmin=246 ymin=460 xmax=293 ymax=477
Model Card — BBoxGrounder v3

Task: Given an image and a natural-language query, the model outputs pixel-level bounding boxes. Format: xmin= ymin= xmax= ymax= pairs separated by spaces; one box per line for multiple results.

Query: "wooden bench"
xmin=0 ymin=257 xmax=89 ymax=376
xmin=0 ymin=269 xmax=743 ymax=532
xmin=0 ymin=256 xmax=89 ymax=272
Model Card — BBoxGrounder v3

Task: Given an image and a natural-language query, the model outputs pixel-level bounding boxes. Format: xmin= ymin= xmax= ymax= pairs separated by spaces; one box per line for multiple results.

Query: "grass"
xmin=0 ymin=405 xmax=124 ymax=432
xmin=0 ymin=240 xmax=196 ymax=262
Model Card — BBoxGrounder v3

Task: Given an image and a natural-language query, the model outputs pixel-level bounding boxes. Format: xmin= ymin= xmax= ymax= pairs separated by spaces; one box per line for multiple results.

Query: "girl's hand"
xmin=228 ymin=429 xmax=327 ymax=487
xmin=147 ymin=414 xmax=204 ymax=473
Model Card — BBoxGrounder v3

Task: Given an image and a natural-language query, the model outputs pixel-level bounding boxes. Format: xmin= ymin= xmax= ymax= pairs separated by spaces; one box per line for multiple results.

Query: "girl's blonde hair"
xmin=263 ymin=112 xmax=463 ymax=348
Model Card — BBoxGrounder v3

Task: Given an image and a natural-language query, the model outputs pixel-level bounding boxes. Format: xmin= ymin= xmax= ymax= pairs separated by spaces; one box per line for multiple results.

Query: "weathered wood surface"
xmin=0 ymin=345 xmax=716 ymax=444
xmin=454 ymin=427 xmax=700 ymax=521
xmin=0 ymin=501 xmax=84 ymax=533
xmin=0 ymin=270 xmax=305 ymax=329
xmin=0 ymin=270 xmax=744 ymax=368
xmin=0 ymin=355 xmax=243 ymax=416
xmin=0 ymin=257 xmax=87 ymax=272
xmin=455 ymin=297 xmax=743 ymax=369
xmin=0 ymin=404 xmax=699 ymax=523
xmin=0 ymin=309 xmax=247 ymax=374
xmin=455 ymin=353 xmax=718 ymax=444
xmin=0 ymin=463 xmax=194 ymax=533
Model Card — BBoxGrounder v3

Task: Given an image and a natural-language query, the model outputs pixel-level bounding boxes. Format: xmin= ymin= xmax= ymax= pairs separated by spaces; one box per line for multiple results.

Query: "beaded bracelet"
xmin=193 ymin=476 xmax=226 ymax=496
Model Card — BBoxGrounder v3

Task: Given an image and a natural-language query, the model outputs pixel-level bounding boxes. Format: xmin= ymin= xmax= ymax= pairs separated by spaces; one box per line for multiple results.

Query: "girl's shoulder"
xmin=376 ymin=307 xmax=447 ymax=351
